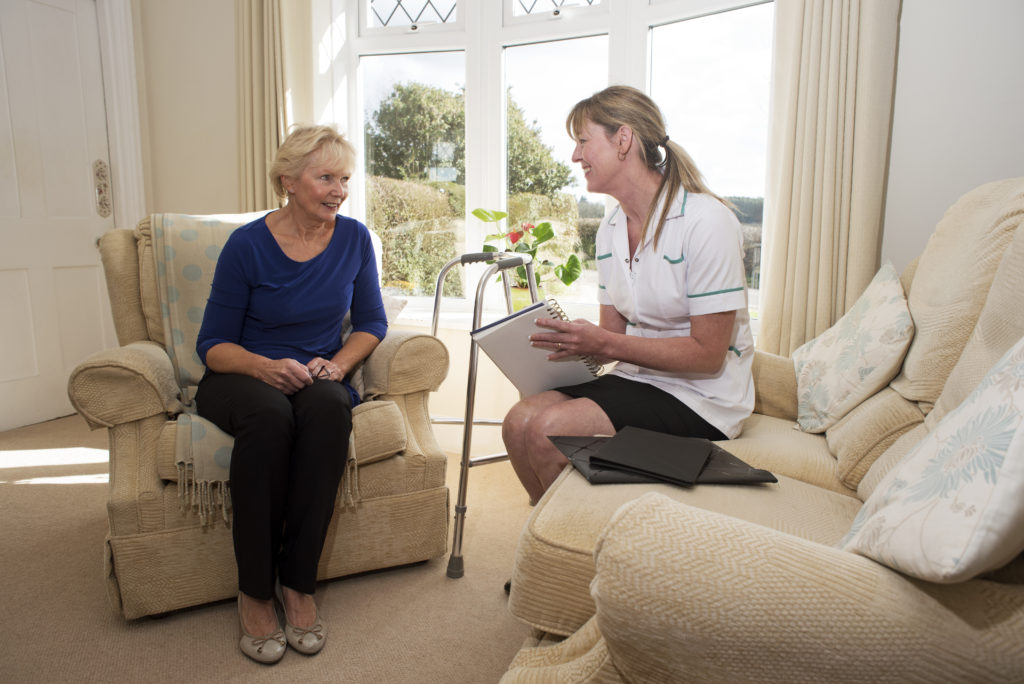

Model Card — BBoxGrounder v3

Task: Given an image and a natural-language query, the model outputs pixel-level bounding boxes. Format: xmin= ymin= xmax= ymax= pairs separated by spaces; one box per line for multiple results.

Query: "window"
xmin=361 ymin=51 xmax=466 ymax=297
xmin=504 ymin=36 xmax=608 ymax=309
xmin=650 ymin=2 xmax=774 ymax=327
xmin=315 ymin=0 xmax=774 ymax=325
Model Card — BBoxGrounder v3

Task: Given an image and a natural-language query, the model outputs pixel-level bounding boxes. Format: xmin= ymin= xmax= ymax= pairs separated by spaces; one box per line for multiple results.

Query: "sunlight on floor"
xmin=0 ymin=447 xmax=108 ymax=469
xmin=4 ymin=473 xmax=109 ymax=485
xmin=0 ymin=447 xmax=109 ymax=485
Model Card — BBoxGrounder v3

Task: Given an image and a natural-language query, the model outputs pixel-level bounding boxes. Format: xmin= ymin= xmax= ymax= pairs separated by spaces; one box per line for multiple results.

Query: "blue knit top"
xmin=196 ymin=213 xmax=387 ymax=371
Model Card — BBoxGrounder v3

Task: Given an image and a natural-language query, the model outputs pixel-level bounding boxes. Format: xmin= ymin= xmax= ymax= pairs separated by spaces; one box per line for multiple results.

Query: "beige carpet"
xmin=0 ymin=415 xmax=534 ymax=683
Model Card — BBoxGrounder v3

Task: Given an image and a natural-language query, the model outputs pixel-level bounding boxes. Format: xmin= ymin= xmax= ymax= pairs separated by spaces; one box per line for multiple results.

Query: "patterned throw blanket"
xmin=150 ymin=213 xmax=256 ymax=524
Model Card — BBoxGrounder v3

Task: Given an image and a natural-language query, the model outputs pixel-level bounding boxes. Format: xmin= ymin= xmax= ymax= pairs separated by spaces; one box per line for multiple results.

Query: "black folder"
xmin=551 ymin=426 xmax=777 ymax=487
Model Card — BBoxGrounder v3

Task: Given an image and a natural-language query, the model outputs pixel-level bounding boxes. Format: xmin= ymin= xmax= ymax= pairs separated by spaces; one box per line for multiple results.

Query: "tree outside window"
xmin=365 ymin=82 xmax=576 ymax=297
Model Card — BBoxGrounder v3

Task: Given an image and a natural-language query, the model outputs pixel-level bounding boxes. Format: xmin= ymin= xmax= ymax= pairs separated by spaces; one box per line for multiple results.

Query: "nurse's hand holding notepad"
xmin=470 ymin=299 xmax=604 ymax=397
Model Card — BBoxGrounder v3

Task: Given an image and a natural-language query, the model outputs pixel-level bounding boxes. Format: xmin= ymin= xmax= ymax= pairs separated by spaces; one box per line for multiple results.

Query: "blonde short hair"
xmin=269 ymin=124 xmax=355 ymax=201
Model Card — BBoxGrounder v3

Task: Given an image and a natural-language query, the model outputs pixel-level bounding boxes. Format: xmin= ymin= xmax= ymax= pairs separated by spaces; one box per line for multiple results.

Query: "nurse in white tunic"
xmin=502 ymin=85 xmax=754 ymax=504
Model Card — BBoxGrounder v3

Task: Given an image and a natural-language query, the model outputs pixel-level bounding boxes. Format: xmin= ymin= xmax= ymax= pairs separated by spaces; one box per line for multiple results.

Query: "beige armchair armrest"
xmin=592 ymin=493 xmax=1024 ymax=683
xmin=360 ymin=328 xmax=449 ymax=461
xmin=68 ymin=341 xmax=183 ymax=429
xmin=362 ymin=328 xmax=449 ymax=398
xmin=751 ymin=349 xmax=798 ymax=420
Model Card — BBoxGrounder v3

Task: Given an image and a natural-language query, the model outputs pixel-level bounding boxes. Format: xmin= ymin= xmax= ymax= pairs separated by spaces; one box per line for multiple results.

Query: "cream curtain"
xmin=757 ymin=0 xmax=901 ymax=356
xmin=237 ymin=0 xmax=288 ymax=212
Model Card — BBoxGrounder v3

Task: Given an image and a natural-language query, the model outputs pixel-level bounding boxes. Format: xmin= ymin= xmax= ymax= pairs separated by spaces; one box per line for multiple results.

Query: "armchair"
xmin=68 ymin=213 xmax=450 ymax=619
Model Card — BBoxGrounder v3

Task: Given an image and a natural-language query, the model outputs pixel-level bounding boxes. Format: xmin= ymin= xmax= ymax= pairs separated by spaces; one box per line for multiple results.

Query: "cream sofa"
xmin=68 ymin=213 xmax=450 ymax=620
xmin=503 ymin=178 xmax=1024 ymax=682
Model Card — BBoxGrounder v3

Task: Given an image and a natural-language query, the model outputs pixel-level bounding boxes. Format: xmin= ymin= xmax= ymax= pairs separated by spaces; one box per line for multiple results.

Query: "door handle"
xmin=94 ymin=159 xmax=112 ymax=218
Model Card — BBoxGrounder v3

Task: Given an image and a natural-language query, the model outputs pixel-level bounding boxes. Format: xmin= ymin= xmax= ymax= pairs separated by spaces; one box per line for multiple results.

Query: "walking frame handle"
xmin=431 ymin=252 xmax=536 ymax=336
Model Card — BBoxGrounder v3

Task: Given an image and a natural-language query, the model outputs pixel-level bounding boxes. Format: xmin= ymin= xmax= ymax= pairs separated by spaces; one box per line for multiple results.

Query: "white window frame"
xmin=312 ymin=0 xmax=769 ymax=300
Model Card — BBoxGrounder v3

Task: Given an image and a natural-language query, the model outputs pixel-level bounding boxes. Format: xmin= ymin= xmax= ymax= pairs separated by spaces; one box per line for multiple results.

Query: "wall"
xmin=133 ymin=0 xmax=240 ymax=214
xmin=882 ymin=0 xmax=1024 ymax=270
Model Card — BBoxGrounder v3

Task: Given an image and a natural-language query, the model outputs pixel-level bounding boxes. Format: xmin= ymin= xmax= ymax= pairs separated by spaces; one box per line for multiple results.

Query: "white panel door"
xmin=0 ymin=0 xmax=115 ymax=431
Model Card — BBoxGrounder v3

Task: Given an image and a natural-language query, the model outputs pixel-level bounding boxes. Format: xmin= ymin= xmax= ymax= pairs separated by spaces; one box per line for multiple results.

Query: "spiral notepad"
xmin=471 ymin=298 xmax=603 ymax=396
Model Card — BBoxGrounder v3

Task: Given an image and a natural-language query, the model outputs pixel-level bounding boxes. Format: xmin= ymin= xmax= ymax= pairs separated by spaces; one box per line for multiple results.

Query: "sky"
xmin=361 ymin=2 xmax=773 ymax=200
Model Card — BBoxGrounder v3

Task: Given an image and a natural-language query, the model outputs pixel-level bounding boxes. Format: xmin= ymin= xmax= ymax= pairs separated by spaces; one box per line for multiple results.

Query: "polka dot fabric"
xmin=151 ymin=212 xmax=269 ymax=398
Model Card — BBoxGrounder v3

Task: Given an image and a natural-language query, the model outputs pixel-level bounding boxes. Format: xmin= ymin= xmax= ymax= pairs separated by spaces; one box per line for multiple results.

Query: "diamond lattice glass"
xmin=369 ymin=0 xmax=457 ymax=28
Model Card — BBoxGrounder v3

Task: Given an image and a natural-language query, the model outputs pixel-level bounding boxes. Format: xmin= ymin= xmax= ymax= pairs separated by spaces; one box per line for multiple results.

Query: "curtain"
xmin=757 ymin=0 xmax=901 ymax=356
xmin=237 ymin=0 xmax=288 ymax=212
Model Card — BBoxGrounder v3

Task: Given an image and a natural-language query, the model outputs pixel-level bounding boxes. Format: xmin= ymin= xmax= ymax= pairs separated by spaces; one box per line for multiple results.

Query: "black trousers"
xmin=195 ymin=372 xmax=353 ymax=599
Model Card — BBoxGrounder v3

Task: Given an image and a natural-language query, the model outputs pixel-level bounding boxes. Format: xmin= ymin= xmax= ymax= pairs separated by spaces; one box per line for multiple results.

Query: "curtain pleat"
xmin=758 ymin=0 xmax=900 ymax=356
xmin=237 ymin=0 xmax=287 ymax=212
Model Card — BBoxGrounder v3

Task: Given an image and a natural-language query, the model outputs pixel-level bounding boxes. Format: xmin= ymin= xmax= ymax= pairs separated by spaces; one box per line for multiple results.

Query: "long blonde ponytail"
xmin=567 ymin=85 xmax=729 ymax=248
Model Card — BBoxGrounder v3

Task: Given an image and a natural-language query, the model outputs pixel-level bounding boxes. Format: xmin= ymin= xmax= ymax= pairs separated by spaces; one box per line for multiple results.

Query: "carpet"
xmin=0 ymin=415 xmax=533 ymax=683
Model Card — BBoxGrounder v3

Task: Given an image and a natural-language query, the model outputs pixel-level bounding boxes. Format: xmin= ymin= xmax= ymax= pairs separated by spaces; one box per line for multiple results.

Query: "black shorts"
xmin=555 ymin=374 xmax=727 ymax=441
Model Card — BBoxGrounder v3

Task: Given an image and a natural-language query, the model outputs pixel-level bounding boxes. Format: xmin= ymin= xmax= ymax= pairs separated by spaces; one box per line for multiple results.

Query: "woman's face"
xmin=571 ymin=119 xmax=622 ymax=195
xmin=283 ymin=147 xmax=352 ymax=224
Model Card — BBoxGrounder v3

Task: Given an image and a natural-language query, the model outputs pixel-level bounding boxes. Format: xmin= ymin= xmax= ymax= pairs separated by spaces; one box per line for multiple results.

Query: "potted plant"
xmin=473 ymin=208 xmax=582 ymax=299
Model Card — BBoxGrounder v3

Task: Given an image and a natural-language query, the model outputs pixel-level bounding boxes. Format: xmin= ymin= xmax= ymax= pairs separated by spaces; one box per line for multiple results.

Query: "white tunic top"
xmin=595 ymin=189 xmax=754 ymax=438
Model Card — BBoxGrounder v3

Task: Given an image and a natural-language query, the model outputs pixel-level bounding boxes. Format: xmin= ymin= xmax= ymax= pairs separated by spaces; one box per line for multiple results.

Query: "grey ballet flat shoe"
xmin=275 ymin=582 xmax=326 ymax=655
xmin=237 ymin=594 xmax=286 ymax=664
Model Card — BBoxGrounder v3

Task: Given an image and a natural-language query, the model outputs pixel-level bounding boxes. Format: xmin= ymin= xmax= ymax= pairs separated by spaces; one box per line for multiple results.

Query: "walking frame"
xmin=430 ymin=251 xmax=538 ymax=578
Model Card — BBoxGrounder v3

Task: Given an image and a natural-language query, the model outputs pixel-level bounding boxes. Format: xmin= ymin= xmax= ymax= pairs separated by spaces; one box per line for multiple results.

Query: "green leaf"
xmin=530 ymin=223 xmax=555 ymax=243
xmin=472 ymin=208 xmax=507 ymax=223
xmin=482 ymin=244 xmax=497 ymax=253
xmin=555 ymin=254 xmax=582 ymax=286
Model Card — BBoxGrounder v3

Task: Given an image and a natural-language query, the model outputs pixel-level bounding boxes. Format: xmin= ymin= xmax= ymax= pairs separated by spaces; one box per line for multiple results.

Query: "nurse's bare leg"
xmin=503 ymin=392 xmax=614 ymax=503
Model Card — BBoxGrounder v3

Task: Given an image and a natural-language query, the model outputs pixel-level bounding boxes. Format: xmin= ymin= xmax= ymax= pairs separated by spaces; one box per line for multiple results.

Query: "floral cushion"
xmin=839 ymin=335 xmax=1024 ymax=583
xmin=791 ymin=263 xmax=914 ymax=433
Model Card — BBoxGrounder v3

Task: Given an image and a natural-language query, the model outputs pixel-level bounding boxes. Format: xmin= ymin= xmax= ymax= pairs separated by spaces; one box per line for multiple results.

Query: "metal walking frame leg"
xmin=431 ymin=252 xmax=538 ymax=578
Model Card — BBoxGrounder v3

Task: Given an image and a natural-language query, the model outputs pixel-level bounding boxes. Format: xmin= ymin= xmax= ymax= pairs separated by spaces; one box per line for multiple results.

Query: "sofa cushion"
xmin=826 ymin=387 xmax=924 ymax=492
xmin=350 ymin=399 xmax=408 ymax=465
xmin=889 ymin=178 xmax=1024 ymax=411
xmin=860 ymin=211 xmax=1024 ymax=501
xmin=840 ymin=336 xmax=1024 ymax=582
xmin=928 ymin=218 xmax=1024 ymax=429
xmin=720 ymin=413 xmax=850 ymax=495
xmin=508 ymin=467 xmax=862 ymax=636
xmin=791 ymin=262 xmax=913 ymax=433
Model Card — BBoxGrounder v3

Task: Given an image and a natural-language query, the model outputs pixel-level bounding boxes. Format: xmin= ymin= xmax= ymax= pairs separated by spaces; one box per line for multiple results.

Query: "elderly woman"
xmin=195 ymin=125 xmax=387 ymax=663
xmin=503 ymin=85 xmax=755 ymax=504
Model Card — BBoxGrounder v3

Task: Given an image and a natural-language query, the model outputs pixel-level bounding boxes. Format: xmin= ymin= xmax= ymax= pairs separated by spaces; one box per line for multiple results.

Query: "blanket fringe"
xmin=341 ymin=454 xmax=361 ymax=508
xmin=177 ymin=461 xmax=232 ymax=526
xmin=176 ymin=450 xmax=355 ymax=521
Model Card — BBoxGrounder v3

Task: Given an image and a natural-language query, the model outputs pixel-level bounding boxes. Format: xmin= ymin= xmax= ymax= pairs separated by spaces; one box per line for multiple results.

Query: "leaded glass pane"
xmin=511 ymin=0 xmax=600 ymax=17
xmin=369 ymin=0 xmax=457 ymax=28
